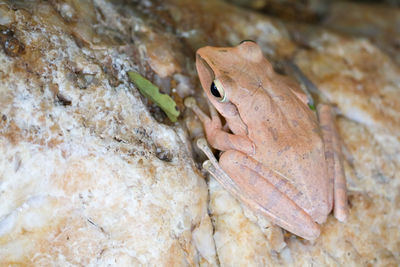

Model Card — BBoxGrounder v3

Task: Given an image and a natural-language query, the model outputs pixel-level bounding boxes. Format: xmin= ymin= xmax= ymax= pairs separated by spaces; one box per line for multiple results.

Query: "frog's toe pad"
xmin=202 ymin=160 xmax=212 ymax=170
xmin=184 ymin=96 xmax=197 ymax=108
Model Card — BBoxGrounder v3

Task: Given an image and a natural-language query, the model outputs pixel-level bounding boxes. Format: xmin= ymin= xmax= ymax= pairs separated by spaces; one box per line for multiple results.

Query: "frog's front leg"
xmin=184 ymin=97 xmax=254 ymax=155
xmin=317 ymin=104 xmax=349 ymax=222
xmin=196 ymin=138 xmax=320 ymax=241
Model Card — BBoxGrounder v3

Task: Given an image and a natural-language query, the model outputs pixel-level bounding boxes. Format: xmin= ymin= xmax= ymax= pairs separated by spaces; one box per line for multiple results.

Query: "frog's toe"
xmin=184 ymin=96 xmax=197 ymax=108
xmin=202 ymin=160 xmax=212 ymax=170
xmin=196 ymin=137 xmax=209 ymax=150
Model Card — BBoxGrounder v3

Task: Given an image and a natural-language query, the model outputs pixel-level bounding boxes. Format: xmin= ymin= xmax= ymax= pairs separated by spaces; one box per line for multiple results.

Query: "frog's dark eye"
xmin=240 ymin=39 xmax=256 ymax=44
xmin=210 ymin=79 xmax=227 ymax=102
xmin=210 ymin=82 xmax=221 ymax=97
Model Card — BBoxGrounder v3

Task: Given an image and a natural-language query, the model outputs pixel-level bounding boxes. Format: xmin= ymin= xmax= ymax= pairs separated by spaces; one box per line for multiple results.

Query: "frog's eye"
xmin=240 ymin=39 xmax=256 ymax=44
xmin=210 ymin=79 xmax=227 ymax=102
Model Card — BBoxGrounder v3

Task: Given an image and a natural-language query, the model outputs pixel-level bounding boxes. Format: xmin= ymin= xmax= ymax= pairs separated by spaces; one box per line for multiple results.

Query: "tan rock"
xmin=0 ymin=2 xmax=215 ymax=265
xmin=324 ymin=1 xmax=400 ymax=66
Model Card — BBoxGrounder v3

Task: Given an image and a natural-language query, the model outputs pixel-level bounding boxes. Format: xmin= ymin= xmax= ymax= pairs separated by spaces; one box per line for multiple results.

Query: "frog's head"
xmin=195 ymin=41 xmax=264 ymax=112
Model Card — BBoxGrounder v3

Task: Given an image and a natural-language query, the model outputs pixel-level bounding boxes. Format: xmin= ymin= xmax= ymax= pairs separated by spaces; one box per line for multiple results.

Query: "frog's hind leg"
xmin=196 ymin=138 xmax=320 ymax=241
xmin=317 ymin=104 xmax=349 ymax=222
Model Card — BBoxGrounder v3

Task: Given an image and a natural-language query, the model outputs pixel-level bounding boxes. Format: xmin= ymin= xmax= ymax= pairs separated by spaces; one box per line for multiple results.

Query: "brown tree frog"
xmin=184 ymin=41 xmax=348 ymax=240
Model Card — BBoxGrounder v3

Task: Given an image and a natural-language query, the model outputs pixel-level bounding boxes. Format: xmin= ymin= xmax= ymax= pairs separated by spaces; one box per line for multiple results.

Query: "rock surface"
xmin=324 ymin=1 xmax=400 ymax=66
xmin=0 ymin=0 xmax=399 ymax=266
xmin=0 ymin=1 xmax=215 ymax=265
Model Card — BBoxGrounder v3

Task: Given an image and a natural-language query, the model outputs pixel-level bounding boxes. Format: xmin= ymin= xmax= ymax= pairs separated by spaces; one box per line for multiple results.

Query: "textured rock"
xmin=324 ymin=1 xmax=400 ymax=66
xmin=0 ymin=1 xmax=215 ymax=265
xmin=225 ymin=0 xmax=330 ymax=22
xmin=0 ymin=0 xmax=399 ymax=266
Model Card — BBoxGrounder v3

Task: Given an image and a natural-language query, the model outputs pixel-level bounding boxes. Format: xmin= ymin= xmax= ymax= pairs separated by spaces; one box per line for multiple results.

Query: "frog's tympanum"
xmin=185 ymin=41 xmax=348 ymax=241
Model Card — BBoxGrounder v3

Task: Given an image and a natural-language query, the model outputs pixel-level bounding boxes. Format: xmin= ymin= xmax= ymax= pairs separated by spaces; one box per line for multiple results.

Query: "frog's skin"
xmin=184 ymin=41 xmax=348 ymax=241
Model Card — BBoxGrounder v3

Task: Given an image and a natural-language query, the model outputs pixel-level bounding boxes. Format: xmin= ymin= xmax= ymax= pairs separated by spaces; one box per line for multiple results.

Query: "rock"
xmin=0 ymin=1 xmax=215 ymax=265
xmin=323 ymin=1 xmax=400 ymax=66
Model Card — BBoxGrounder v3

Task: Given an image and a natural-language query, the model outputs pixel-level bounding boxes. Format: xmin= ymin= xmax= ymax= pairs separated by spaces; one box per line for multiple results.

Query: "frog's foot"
xmin=196 ymin=137 xmax=255 ymax=202
xmin=184 ymin=97 xmax=254 ymax=155
xmin=184 ymin=97 xmax=214 ymax=125
xmin=318 ymin=104 xmax=349 ymax=222
xmin=197 ymin=138 xmax=320 ymax=241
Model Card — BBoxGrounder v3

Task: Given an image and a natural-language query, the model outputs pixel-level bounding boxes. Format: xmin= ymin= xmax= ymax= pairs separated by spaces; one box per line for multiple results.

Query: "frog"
xmin=184 ymin=41 xmax=348 ymax=241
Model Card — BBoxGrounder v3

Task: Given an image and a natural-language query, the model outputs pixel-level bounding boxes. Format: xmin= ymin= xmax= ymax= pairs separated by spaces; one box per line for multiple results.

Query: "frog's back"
xmin=241 ymin=71 xmax=331 ymax=221
xmin=239 ymin=66 xmax=321 ymax=154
